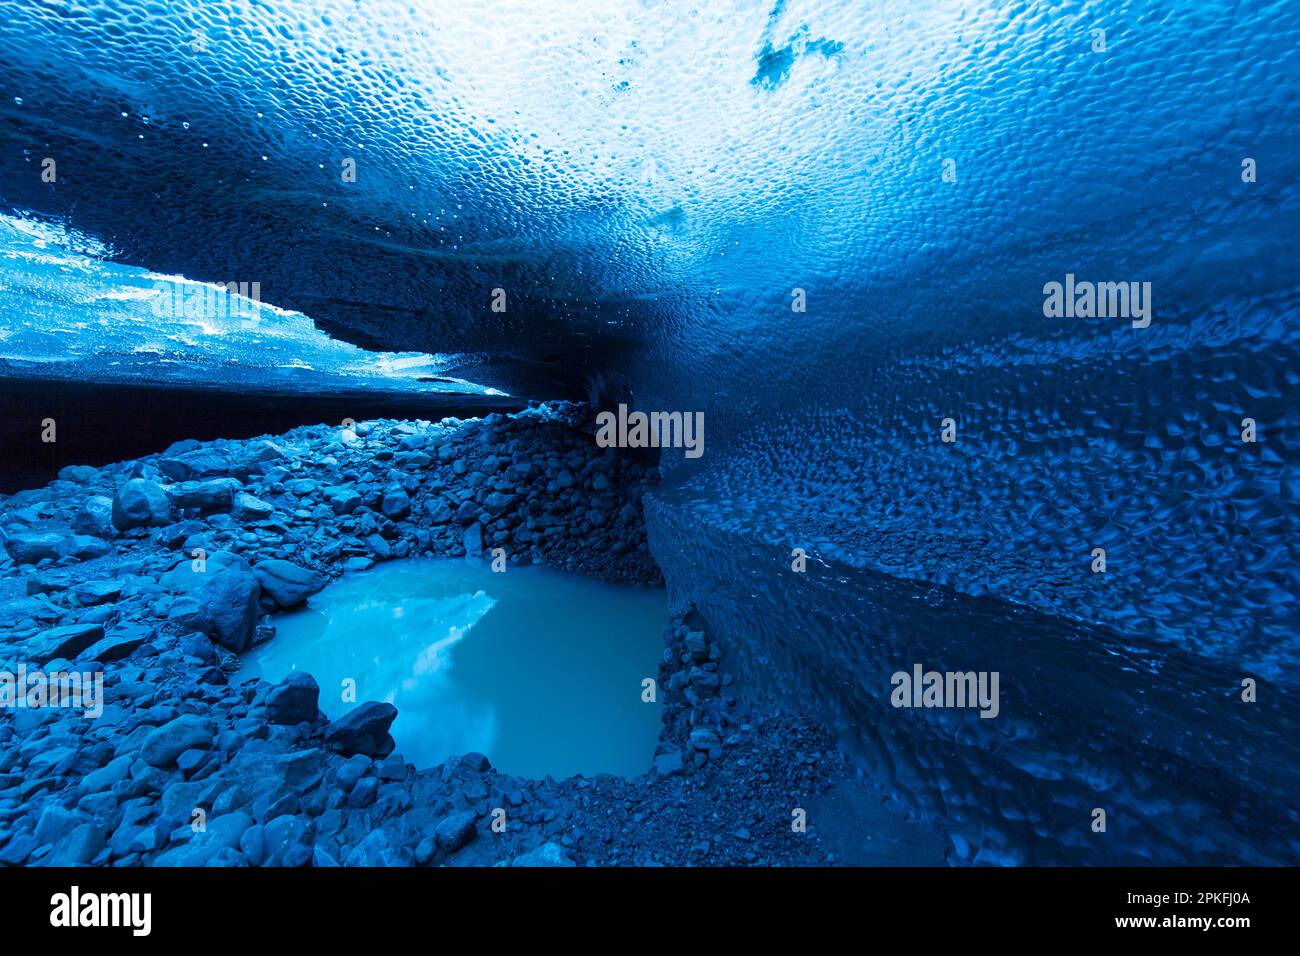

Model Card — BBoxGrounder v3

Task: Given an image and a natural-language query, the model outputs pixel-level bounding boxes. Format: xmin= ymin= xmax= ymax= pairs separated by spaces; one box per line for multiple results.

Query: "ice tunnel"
xmin=0 ymin=0 xmax=1297 ymax=867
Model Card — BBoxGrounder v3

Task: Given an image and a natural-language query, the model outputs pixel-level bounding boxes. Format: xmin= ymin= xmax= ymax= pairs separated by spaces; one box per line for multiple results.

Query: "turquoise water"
xmin=241 ymin=560 xmax=666 ymax=778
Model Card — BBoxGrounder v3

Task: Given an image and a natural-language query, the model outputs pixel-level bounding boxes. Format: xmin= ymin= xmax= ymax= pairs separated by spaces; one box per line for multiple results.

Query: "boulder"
xmin=71 ymin=495 xmax=115 ymax=537
xmin=653 ymin=752 xmax=684 ymax=776
xmin=433 ymin=811 xmax=477 ymax=854
xmin=380 ymin=483 xmax=411 ymax=520
xmin=24 ymin=623 xmax=104 ymax=665
xmin=57 ymin=465 xmax=100 ymax=483
xmin=69 ymin=536 xmax=110 ymax=560
xmin=168 ymin=564 xmax=260 ymax=651
xmin=44 ymin=824 xmax=106 ymax=866
xmin=263 ymin=672 xmax=320 ymax=725
xmin=156 ymin=448 xmax=229 ymax=482
xmin=324 ymin=702 xmax=398 ymax=757
xmin=2 ymin=531 xmax=66 ymax=565
xmin=77 ymin=623 xmax=152 ymax=664
xmin=168 ymin=478 xmax=242 ymax=513
xmin=323 ymin=486 xmax=361 ymax=514
xmin=230 ymin=440 xmax=287 ymax=479
xmin=70 ymin=580 xmax=123 ymax=606
xmin=231 ymin=492 xmax=274 ymax=522
xmin=253 ymin=560 xmax=326 ymax=609
xmin=344 ymin=828 xmax=407 ymax=866
xmin=111 ymin=479 xmax=171 ymax=530
xmin=153 ymin=812 xmax=252 ymax=867
xmin=141 ymin=715 xmax=215 ymax=767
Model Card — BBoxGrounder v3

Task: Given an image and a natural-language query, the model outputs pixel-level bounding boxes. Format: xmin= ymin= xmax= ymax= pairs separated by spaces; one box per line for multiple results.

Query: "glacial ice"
xmin=0 ymin=0 xmax=1296 ymax=864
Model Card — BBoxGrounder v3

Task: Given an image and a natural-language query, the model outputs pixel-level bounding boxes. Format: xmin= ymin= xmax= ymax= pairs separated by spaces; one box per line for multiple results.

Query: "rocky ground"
xmin=0 ymin=403 xmax=859 ymax=866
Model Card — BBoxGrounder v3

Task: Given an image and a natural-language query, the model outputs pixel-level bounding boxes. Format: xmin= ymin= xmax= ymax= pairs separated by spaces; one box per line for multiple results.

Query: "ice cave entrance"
xmin=240 ymin=559 xmax=666 ymax=778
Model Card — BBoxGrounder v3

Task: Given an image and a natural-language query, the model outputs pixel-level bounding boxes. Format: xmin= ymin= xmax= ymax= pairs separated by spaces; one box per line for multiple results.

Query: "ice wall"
xmin=1 ymin=0 xmax=1297 ymax=863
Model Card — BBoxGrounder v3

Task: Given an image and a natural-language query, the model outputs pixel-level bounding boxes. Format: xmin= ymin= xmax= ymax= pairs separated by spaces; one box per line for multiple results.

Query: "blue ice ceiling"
xmin=1 ymin=0 xmax=1298 ymax=864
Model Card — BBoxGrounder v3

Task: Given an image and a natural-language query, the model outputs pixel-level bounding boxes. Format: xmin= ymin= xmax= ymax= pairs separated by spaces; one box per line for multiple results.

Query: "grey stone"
xmin=263 ymin=672 xmax=320 ymax=725
xmin=157 ymin=448 xmax=229 ymax=482
xmin=3 ymin=531 xmax=66 ymax=565
xmin=168 ymin=565 xmax=260 ymax=651
xmin=111 ymin=479 xmax=171 ymax=530
xmin=253 ymin=559 xmax=326 ymax=609
xmin=433 ymin=811 xmax=477 ymax=854
xmin=153 ymin=812 xmax=252 ymax=866
xmin=380 ymin=483 xmax=411 ymax=520
xmin=72 ymin=495 xmax=115 ymax=537
xmin=169 ymin=477 xmax=242 ymax=513
xmin=142 ymin=715 xmax=215 ymax=768
xmin=324 ymin=702 xmax=397 ymax=757
xmin=24 ymin=623 xmax=104 ymax=664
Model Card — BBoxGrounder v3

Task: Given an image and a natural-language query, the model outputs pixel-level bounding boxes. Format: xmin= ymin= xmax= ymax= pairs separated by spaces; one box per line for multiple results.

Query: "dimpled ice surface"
xmin=0 ymin=0 xmax=1296 ymax=864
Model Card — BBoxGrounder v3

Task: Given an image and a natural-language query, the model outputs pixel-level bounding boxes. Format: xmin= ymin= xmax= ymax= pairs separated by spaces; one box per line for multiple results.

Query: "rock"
xmin=335 ymin=755 xmax=371 ymax=792
xmin=76 ymin=623 xmax=152 ymax=663
xmin=169 ymin=477 xmax=242 ymax=513
xmin=168 ymin=565 xmax=260 ymax=651
xmin=70 ymin=579 xmax=123 ymax=606
xmin=141 ymin=715 xmax=215 ymax=768
xmin=231 ymin=492 xmax=273 ymax=522
xmin=433 ymin=811 xmax=477 ymax=854
xmin=45 ymin=823 xmax=106 ymax=866
xmin=81 ymin=755 xmax=132 ymax=793
xmin=654 ymin=752 xmax=684 ymax=776
xmin=424 ymin=499 xmax=452 ymax=524
xmin=286 ymin=479 xmax=318 ymax=496
xmin=344 ymin=828 xmax=406 ymax=866
xmin=24 ymin=623 xmax=104 ymax=664
xmin=69 ymin=536 xmax=110 ymax=560
xmin=261 ymin=814 xmax=311 ymax=866
xmin=157 ymin=448 xmax=229 ymax=482
xmin=323 ymin=486 xmax=362 ymax=515
xmin=689 ymin=667 xmax=720 ymax=693
xmin=347 ymin=777 xmax=378 ymax=808
xmin=111 ymin=478 xmax=172 ymax=530
xmin=3 ymin=531 xmax=66 ymax=565
xmin=688 ymin=728 xmax=721 ymax=752
xmin=230 ymin=440 xmax=287 ymax=479
xmin=323 ymin=702 xmax=398 ymax=757
xmin=458 ymin=752 xmax=491 ymax=772
xmin=253 ymin=559 xmax=326 ymax=609
xmin=376 ymin=753 xmax=406 ymax=781
xmin=58 ymin=465 xmax=99 ymax=483
xmin=153 ymin=812 xmax=252 ymax=866
xmin=512 ymin=842 xmax=575 ymax=867
xmin=34 ymin=804 xmax=82 ymax=845
xmin=263 ymin=672 xmax=320 ymax=725
xmin=380 ymin=483 xmax=411 ymax=520
xmin=483 ymin=491 xmax=516 ymax=516
xmin=72 ymin=495 xmax=115 ymax=536
xmin=205 ymin=848 xmax=248 ymax=867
